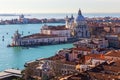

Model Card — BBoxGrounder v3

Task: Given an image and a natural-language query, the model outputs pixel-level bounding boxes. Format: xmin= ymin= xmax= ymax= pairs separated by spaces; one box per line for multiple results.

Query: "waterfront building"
xmin=12 ymin=31 xmax=67 ymax=46
xmin=19 ymin=14 xmax=28 ymax=24
xmin=41 ymin=25 xmax=71 ymax=38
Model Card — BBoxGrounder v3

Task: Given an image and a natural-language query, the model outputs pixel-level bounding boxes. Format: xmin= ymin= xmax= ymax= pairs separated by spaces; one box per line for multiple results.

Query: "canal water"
xmin=0 ymin=23 xmax=73 ymax=71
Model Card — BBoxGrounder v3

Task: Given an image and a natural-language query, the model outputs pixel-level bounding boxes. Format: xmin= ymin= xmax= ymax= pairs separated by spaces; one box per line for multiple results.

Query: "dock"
xmin=0 ymin=69 xmax=22 ymax=79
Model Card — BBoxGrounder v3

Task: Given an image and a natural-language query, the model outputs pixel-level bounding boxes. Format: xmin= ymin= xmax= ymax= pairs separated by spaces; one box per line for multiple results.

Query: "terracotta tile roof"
xmin=42 ymin=25 xmax=69 ymax=30
xmin=103 ymin=65 xmax=120 ymax=73
xmin=113 ymin=60 xmax=120 ymax=67
xmin=46 ymin=54 xmax=65 ymax=60
xmin=87 ymin=54 xmax=104 ymax=57
xmin=67 ymin=73 xmax=89 ymax=80
xmin=88 ymin=72 xmax=118 ymax=80
xmin=105 ymin=50 xmax=120 ymax=57
xmin=72 ymin=47 xmax=91 ymax=52
xmin=85 ymin=54 xmax=105 ymax=60
xmin=61 ymin=61 xmax=76 ymax=65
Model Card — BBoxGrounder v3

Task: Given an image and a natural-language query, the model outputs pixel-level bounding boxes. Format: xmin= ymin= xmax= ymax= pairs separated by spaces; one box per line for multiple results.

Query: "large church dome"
xmin=75 ymin=9 xmax=85 ymax=23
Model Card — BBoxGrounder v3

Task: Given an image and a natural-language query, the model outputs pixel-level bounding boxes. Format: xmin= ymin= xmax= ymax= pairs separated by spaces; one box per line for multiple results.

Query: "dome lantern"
xmin=78 ymin=9 xmax=82 ymax=15
xmin=75 ymin=9 xmax=85 ymax=23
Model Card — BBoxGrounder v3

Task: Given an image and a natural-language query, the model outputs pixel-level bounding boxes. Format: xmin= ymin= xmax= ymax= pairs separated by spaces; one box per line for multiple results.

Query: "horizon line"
xmin=0 ymin=12 xmax=120 ymax=14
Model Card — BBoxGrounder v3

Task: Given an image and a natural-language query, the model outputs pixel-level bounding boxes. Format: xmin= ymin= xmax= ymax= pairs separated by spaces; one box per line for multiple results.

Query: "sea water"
xmin=0 ymin=23 xmax=73 ymax=71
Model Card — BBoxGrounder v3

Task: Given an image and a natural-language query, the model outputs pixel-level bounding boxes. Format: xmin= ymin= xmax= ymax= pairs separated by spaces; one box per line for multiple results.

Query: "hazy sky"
xmin=0 ymin=0 xmax=119 ymax=13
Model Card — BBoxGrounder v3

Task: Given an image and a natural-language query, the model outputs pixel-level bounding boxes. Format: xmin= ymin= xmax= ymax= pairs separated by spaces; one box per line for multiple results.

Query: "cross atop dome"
xmin=78 ymin=9 xmax=82 ymax=15
xmin=75 ymin=8 xmax=85 ymax=23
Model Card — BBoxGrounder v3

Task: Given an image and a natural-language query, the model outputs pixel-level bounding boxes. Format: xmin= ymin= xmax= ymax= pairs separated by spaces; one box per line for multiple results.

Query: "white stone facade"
xmin=41 ymin=28 xmax=71 ymax=38
xmin=20 ymin=36 xmax=67 ymax=46
xmin=65 ymin=9 xmax=90 ymax=38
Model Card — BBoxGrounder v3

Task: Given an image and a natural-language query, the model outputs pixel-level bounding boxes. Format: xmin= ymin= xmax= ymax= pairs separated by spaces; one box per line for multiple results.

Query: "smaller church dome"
xmin=75 ymin=9 xmax=85 ymax=22
xmin=19 ymin=14 xmax=24 ymax=19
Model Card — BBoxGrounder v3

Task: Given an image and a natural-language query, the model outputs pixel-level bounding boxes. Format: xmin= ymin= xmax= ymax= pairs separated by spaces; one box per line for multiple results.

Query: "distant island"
xmin=0 ymin=14 xmax=30 ymax=16
xmin=0 ymin=13 xmax=120 ymax=25
xmin=0 ymin=14 xmax=65 ymax=25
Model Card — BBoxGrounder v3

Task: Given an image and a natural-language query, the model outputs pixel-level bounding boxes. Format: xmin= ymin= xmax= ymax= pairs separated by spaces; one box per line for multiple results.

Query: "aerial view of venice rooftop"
xmin=0 ymin=0 xmax=120 ymax=80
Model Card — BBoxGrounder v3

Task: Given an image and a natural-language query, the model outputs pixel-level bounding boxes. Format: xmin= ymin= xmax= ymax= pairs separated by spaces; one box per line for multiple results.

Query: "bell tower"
xmin=65 ymin=15 xmax=69 ymax=28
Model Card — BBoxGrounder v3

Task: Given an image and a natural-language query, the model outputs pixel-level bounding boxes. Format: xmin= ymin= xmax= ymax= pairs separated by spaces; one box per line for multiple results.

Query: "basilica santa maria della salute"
xmin=65 ymin=9 xmax=90 ymax=38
